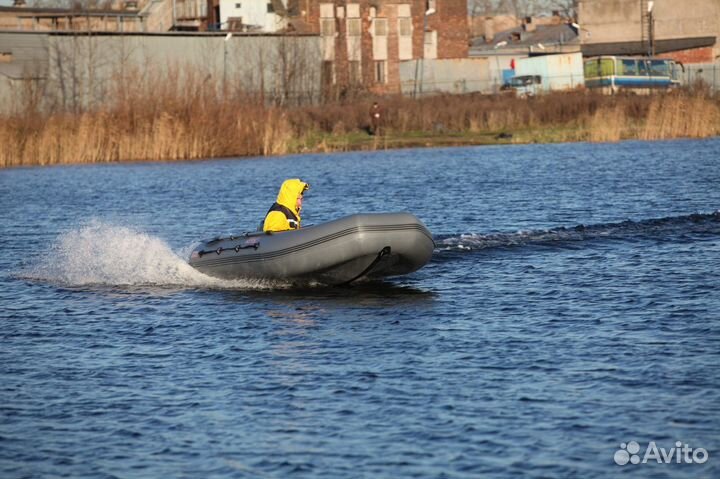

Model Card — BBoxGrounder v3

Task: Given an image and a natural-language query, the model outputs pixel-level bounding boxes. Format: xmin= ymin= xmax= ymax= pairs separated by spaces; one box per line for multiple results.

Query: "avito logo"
xmin=614 ymin=441 xmax=709 ymax=466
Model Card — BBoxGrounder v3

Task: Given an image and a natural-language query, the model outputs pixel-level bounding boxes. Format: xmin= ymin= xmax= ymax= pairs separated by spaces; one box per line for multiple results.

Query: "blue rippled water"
xmin=1 ymin=139 xmax=719 ymax=478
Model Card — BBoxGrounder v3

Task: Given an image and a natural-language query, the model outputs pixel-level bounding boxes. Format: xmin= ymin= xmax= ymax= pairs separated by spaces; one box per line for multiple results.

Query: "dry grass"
xmin=642 ymin=91 xmax=720 ymax=140
xmin=587 ymin=104 xmax=627 ymax=143
xmin=1 ymin=70 xmax=719 ymax=168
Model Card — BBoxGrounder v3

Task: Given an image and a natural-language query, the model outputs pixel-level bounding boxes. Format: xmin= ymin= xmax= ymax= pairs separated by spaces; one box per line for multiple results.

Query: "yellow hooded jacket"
xmin=263 ymin=179 xmax=309 ymax=232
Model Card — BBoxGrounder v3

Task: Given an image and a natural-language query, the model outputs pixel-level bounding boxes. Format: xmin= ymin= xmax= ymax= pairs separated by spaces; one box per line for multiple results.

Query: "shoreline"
xmin=4 ymin=130 xmax=719 ymax=171
xmin=2 ymin=90 xmax=719 ymax=168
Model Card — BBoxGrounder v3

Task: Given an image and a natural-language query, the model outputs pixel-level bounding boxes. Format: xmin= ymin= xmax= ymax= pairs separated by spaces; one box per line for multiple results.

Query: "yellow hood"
xmin=276 ymin=178 xmax=309 ymax=216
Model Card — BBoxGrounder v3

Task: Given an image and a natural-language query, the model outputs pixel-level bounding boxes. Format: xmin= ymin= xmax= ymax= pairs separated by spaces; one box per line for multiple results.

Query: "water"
xmin=1 ymin=139 xmax=719 ymax=478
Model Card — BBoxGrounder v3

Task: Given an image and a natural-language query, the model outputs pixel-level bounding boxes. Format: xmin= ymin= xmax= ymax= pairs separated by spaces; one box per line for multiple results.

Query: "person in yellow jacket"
xmin=262 ymin=179 xmax=310 ymax=232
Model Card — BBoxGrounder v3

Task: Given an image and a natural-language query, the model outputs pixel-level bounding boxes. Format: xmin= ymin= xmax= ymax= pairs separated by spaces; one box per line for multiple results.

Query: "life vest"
xmin=261 ymin=202 xmax=300 ymax=231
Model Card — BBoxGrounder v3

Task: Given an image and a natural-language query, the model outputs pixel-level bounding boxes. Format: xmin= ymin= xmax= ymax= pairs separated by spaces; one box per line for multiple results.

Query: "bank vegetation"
xmin=1 ymin=67 xmax=719 ymax=168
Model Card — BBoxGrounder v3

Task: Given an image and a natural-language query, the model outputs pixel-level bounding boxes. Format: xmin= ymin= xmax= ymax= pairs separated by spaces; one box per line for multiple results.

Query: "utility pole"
xmin=416 ymin=2 xmax=436 ymax=98
xmin=647 ymin=1 xmax=655 ymax=56
xmin=224 ymin=32 xmax=232 ymax=94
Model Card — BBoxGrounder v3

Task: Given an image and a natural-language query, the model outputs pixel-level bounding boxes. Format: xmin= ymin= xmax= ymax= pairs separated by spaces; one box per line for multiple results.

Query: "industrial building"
xmin=2 ymin=0 xmax=720 ymax=109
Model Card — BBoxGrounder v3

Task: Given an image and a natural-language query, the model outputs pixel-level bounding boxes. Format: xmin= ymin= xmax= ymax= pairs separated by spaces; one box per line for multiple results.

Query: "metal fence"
xmin=0 ymin=32 xmax=324 ymax=113
xmin=682 ymin=63 xmax=720 ymax=91
xmin=401 ymin=78 xmax=496 ymax=96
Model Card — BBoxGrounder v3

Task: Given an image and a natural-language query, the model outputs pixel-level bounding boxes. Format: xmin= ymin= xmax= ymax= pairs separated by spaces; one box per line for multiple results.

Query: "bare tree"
xmin=493 ymin=0 xmax=546 ymax=19
xmin=469 ymin=0 xmax=498 ymax=17
xmin=546 ymin=0 xmax=578 ymax=19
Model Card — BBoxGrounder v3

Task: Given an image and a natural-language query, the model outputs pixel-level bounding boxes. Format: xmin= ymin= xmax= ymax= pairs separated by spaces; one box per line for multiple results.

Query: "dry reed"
xmin=1 ymin=68 xmax=719 ymax=168
xmin=587 ymin=104 xmax=627 ymax=143
xmin=642 ymin=91 xmax=720 ymax=140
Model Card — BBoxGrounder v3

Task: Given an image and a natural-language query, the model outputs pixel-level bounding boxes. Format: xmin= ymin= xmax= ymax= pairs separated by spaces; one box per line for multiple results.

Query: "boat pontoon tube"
xmin=188 ymin=213 xmax=434 ymax=284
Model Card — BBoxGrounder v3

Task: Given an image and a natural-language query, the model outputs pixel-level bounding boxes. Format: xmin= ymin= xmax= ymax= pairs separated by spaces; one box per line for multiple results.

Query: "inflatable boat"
xmin=188 ymin=213 xmax=434 ymax=285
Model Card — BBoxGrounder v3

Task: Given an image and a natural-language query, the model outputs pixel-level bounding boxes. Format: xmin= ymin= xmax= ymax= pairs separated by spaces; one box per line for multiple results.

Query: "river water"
xmin=1 ymin=139 xmax=719 ymax=478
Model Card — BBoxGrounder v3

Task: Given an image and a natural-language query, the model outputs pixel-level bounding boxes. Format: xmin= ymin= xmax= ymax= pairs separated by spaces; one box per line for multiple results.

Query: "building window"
xmin=424 ymin=30 xmax=437 ymax=59
xmin=320 ymin=3 xmax=334 ymax=18
xmin=350 ymin=61 xmax=361 ymax=84
xmin=348 ymin=18 xmax=360 ymax=37
xmin=399 ymin=17 xmax=411 ymax=36
xmin=235 ymin=3 xmax=241 ymax=8
xmin=267 ymin=2 xmax=274 ymax=13
xmin=374 ymin=18 xmax=387 ymax=36
xmin=374 ymin=61 xmax=386 ymax=84
xmin=320 ymin=2 xmax=336 ymax=39
xmin=347 ymin=3 xmax=360 ymax=18
xmin=347 ymin=18 xmax=361 ymax=36
xmin=427 ymin=0 xmax=436 ymax=13
xmin=322 ymin=61 xmax=335 ymax=86
xmin=321 ymin=18 xmax=335 ymax=36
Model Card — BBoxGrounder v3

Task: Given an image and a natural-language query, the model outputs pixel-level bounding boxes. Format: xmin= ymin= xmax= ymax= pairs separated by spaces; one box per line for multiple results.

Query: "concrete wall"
xmin=0 ymin=31 xmax=322 ymax=113
xmin=0 ymin=32 xmax=48 ymax=113
xmin=578 ymin=0 xmax=720 ymax=58
xmin=399 ymin=58 xmax=491 ymax=95
xmin=0 ymin=31 xmax=48 ymax=77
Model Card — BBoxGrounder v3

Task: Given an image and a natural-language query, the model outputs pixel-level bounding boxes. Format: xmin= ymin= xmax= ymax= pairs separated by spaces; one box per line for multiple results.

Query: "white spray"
xmin=23 ymin=220 xmax=278 ymax=290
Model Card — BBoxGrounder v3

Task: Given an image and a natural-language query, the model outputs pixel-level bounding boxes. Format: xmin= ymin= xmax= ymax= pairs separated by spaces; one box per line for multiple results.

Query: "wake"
xmin=20 ymin=212 xmax=719 ymax=288
xmin=435 ymin=211 xmax=720 ymax=254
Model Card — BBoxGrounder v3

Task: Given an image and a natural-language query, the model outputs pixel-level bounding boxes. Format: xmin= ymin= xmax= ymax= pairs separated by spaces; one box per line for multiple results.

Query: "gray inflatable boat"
xmin=188 ymin=212 xmax=434 ymax=285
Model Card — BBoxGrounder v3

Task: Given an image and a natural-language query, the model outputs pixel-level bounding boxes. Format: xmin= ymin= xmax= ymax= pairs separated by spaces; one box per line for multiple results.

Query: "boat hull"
xmin=188 ymin=213 xmax=434 ymax=284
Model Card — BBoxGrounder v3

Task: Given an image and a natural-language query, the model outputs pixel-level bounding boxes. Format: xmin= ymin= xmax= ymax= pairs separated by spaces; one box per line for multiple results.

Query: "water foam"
xmin=23 ymin=220 xmax=279 ymax=290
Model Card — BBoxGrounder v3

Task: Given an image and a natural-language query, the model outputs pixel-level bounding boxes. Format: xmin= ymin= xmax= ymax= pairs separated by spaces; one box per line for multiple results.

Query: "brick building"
xmin=287 ymin=0 xmax=468 ymax=94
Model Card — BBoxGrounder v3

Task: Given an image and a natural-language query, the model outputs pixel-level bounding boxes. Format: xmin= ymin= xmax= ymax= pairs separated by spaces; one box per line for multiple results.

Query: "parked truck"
xmin=506 ymin=52 xmax=585 ymax=96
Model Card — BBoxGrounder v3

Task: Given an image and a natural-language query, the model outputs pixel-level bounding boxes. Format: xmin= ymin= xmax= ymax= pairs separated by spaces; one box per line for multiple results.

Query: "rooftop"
xmin=471 ymin=23 xmax=580 ymax=56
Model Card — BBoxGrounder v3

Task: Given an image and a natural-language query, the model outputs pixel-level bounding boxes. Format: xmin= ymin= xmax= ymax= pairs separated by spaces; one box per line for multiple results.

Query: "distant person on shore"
xmin=369 ymin=101 xmax=383 ymax=136
xmin=262 ymin=179 xmax=309 ymax=232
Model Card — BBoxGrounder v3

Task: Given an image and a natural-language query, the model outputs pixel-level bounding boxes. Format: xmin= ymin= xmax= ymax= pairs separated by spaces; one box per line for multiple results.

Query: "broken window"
xmin=322 ymin=61 xmax=335 ymax=86
xmin=350 ymin=61 xmax=361 ymax=84
xmin=374 ymin=60 xmax=386 ymax=83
